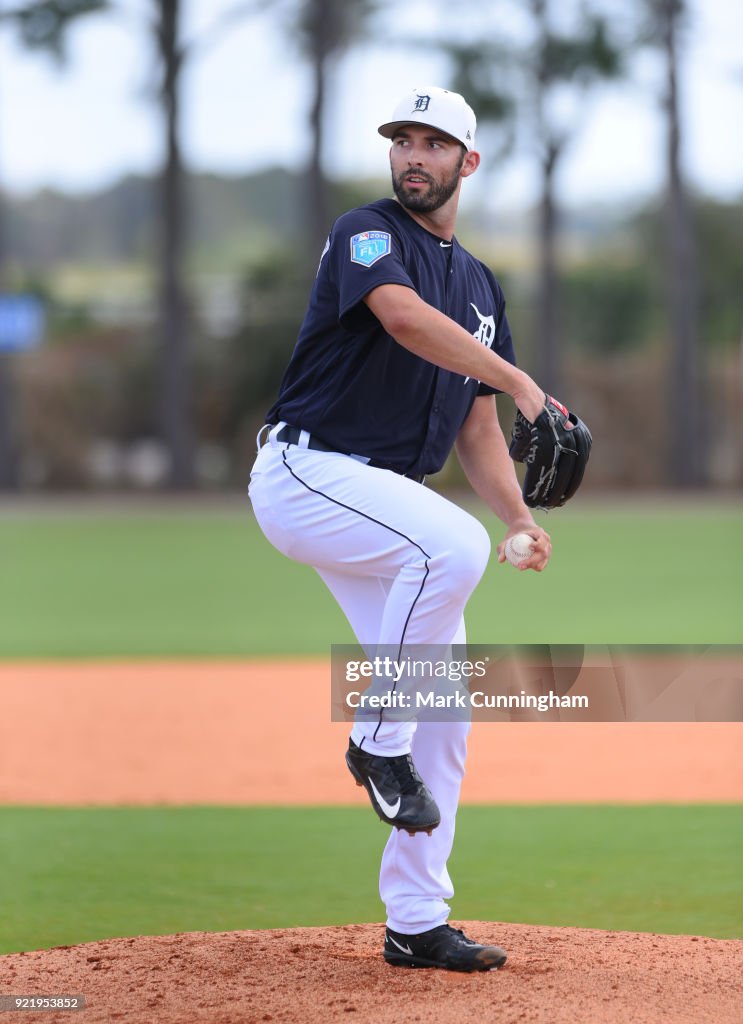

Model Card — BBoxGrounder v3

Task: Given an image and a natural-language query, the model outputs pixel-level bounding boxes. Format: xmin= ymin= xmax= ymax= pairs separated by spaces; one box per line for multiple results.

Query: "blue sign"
xmin=0 ymin=294 xmax=45 ymax=352
xmin=350 ymin=231 xmax=392 ymax=268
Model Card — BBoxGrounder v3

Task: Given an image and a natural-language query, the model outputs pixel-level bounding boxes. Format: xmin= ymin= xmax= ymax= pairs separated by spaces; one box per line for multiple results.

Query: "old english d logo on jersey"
xmin=464 ymin=303 xmax=496 ymax=384
xmin=350 ymin=231 xmax=392 ymax=267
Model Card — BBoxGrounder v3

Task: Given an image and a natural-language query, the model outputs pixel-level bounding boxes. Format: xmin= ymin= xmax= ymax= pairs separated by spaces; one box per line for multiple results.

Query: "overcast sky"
xmin=0 ymin=0 xmax=741 ymax=210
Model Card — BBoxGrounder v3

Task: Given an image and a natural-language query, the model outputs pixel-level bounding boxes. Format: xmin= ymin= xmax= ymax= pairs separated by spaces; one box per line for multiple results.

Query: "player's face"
xmin=390 ymin=127 xmax=466 ymax=214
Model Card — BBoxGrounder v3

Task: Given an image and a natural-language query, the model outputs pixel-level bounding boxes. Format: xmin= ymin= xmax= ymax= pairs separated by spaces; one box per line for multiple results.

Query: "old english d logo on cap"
xmin=378 ymin=85 xmax=477 ymax=151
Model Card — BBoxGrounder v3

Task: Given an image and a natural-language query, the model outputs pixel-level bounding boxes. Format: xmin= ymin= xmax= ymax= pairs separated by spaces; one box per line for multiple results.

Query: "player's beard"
xmin=391 ymin=155 xmax=465 ymax=214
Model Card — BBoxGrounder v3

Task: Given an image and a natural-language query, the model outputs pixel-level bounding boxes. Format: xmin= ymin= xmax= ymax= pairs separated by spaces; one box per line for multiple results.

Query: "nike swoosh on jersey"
xmin=387 ymin=933 xmax=413 ymax=955
xmin=368 ymin=778 xmax=401 ymax=819
xmin=439 ymin=241 xmax=452 ymax=247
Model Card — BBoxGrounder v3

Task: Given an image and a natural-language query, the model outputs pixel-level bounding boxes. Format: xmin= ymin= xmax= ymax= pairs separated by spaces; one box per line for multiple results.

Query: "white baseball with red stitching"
xmin=505 ymin=532 xmax=535 ymax=567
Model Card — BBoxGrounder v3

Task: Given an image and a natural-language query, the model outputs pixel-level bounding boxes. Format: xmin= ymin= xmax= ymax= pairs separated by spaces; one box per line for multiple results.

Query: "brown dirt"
xmin=0 ymin=923 xmax=741 ymax=1024
xmin=1 ymin=660 xmax=741 ymax=1023
xmin=0 ymin=660 xmax=741 ymax=804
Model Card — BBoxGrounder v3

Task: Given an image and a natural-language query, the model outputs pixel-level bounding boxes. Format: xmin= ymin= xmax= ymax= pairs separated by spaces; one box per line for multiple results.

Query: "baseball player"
xmin=249 ymin=86 xmax=554 ymax=972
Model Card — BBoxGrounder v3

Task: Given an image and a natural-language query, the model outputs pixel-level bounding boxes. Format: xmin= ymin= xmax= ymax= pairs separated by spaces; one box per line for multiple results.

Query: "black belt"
xmin=274 ymin=425 xmax=425 ymax=484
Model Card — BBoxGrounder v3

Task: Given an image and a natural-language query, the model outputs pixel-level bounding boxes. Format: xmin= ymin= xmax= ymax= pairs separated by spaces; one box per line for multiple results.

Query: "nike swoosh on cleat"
xmin=387 ymin=933 xmax=413 ymax=955
xmin=368 ymin=778 xmax=401 ymax=819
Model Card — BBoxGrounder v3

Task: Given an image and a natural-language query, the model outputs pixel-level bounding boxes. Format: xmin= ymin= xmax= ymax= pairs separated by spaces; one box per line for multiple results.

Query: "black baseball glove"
xmin=509 ymin=396 xmax=592 ymax=510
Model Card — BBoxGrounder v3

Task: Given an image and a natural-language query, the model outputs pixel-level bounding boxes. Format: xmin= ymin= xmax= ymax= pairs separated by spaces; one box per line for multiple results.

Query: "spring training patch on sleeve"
xmin=350 ymin=231 xmax=392 ymax=267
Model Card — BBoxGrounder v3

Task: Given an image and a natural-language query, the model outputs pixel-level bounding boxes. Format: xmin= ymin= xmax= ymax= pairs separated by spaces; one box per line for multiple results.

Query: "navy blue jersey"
xmin=265 ymin=198 xmax=516 ymax=476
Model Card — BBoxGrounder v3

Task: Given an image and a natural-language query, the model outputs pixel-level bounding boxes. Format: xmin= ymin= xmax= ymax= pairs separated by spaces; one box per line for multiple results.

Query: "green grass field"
xmin=0 ymin=805 xmax=740 ymax=954
xmin=0 ymin=500 xmax=741 ymax=656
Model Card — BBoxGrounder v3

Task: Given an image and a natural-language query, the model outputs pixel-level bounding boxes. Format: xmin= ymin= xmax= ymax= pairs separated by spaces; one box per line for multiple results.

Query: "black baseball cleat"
xmin=345 ymin=739 xmax=441 ymax=835
xmin=384 ymin=924 xmax=507 ymax=972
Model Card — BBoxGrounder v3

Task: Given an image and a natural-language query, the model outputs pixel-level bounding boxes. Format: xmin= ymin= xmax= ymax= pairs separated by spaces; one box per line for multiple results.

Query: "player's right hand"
xmin=497 ymin=524 xmax=552 ymax=572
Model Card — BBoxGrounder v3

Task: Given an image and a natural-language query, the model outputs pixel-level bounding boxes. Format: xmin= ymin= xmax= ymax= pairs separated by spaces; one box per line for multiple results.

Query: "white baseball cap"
xmin=378 ymin=86 xmax=477 ymax=151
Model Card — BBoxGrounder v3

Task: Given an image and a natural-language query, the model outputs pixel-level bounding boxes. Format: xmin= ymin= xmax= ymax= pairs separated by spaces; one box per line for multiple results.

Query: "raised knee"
xmin=437 ymin=520 xmax=491 ymax=591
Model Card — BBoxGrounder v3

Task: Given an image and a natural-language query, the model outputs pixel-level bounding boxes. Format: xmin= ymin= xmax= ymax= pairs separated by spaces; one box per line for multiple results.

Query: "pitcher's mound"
xmin=1 ymin=922 xmax=740 ymax=1024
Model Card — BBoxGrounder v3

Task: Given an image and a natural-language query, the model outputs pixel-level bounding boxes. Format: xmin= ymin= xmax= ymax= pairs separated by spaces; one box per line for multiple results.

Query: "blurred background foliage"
xmin=0 ymin=0 xmax=741 ymax=492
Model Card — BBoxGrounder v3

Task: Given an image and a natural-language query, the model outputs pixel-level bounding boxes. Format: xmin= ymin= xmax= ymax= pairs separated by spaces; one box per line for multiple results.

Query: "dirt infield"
xmin=1 ymin=660 xmax=741 ymax=804
xmin=1 ymin=660 xmax=741 ymax=1023
xmin=1 ymin=923 xmax=741 ymax=1024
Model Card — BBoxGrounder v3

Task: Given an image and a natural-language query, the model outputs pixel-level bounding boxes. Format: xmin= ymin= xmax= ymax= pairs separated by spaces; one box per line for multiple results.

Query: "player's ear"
xmin=461 ymin=150 xmax=480 ymax=178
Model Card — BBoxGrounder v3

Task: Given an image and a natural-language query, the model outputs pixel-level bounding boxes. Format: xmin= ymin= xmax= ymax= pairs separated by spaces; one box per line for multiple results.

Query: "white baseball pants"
xmin=248 ymin=431 xmax=491 ymax=933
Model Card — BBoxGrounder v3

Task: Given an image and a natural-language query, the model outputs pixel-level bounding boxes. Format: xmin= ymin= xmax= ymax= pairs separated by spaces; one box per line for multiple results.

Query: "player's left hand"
xmin=497 ymin=524 xmax=552 ymax=572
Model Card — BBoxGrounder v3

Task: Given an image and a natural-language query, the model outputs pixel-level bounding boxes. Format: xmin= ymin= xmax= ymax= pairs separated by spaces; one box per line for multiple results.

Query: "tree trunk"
xmin=0 ymin=104 xmax=20 ymax=490
xmin=157 ymin=0 xmax=194 ymax=488
xmin=661 ymin=0 xmax=702 ymax=486
xmin=530 ymin=0 xmax=561 ymax=399
xmin=0 ymin=352 xmax=19 ymax=490
xmin=307 ymin=50 xmax=330 ymax=262
xmin=304 ymin=0 xmax=332 ymax=275
xmin=536 ymin=142 xmax=561 ymax=398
